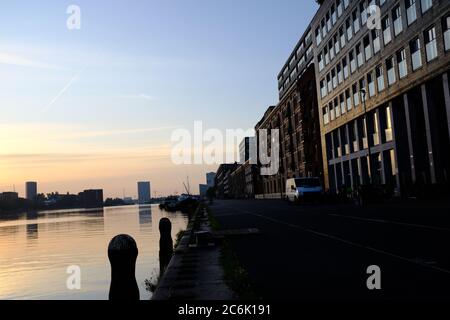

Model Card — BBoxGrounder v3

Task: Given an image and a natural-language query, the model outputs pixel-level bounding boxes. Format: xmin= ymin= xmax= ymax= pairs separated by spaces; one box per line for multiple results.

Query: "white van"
xmin=285 ymin=177 xmax=323 ymax=203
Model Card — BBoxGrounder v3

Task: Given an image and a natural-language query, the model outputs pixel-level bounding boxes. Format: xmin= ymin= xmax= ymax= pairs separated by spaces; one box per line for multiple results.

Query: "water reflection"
xmin=139 ymin=205 xmax=152 ymax=228
xmin=0 ymin=204 xmax=188 ymax=300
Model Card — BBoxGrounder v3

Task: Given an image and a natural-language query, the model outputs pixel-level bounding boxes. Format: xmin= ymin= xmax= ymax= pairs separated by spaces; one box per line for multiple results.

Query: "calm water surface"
xmin=0 ymin=205 xmax=189 ymax=300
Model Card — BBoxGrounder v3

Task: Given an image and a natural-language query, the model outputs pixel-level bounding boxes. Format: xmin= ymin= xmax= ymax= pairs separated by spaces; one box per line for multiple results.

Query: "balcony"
xmin=385 ymin=128 xmax=393 ymax=142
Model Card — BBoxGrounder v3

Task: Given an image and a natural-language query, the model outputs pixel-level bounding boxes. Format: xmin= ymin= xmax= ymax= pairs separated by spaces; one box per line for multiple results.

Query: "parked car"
xmin=285 ymin=177 xmax=323 ymax=203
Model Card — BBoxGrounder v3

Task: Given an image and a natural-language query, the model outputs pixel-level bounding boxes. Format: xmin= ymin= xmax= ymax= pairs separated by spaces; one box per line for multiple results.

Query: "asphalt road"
xmin=211 ymin=199 xmax=450 ymax=300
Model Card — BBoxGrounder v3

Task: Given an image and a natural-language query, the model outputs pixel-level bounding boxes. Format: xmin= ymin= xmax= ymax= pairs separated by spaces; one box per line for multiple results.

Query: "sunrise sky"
xmin=0 ymin=0 xmax=318 ymax=198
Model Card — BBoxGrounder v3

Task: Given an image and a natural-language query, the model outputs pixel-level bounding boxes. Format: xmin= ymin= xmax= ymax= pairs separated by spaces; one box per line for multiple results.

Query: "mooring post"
xmin=159 ymin=218 xmax=173 ymax=274
xmin=108 ymin=234 xmax=140 ymax=300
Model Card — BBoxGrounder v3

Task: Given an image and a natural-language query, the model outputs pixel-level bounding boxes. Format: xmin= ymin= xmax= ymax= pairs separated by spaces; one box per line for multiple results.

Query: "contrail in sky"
xmin=42 ymin=69 xmax=83 ymax=113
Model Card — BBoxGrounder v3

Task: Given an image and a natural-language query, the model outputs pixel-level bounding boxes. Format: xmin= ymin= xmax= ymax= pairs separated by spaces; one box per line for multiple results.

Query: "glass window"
xmin=443 ymin=15 xmax=450 ymax=52
xmin=344 ymin=0 xmax=350 ymax=9
xmin=410 ymin=37 xmax=422 ymax=70
xmin=353 ymin=83 xmax=360 ymax=107
xmin=325 ymin=46 xmax=330 ymax=65
xmin=332 ymin=69 xmax=338 ymax=89
xmin=397 ymin=48 xmax=408 ymax=79
xmin=318 ymin=53 xmax=324 ymax=71
xmin=329 ymin=41 xmax=335 ymax=60
xmin=323 ymin=107 xmax=330 ymax=124
xmin=327 ymin=13 xmax=332 ymax=32
xmin=343 ymin=57 xmax=349 ymax=79
xmin=337 ymin=63 xmax=343 ymax=84
xmin=316 ymin=27 xmax=322 ymax=45
xmin=322 ymin=19 xmax=327 ymax=38
xmin=421 ymin=0 xmax=433 ymax=14
xmin=327 ymin=73 xmax=332 ymax=93
xmin=337 ymin=0 xmax=343 ymax=17
xmin=368 ymin=72 xmax=375 ymax=97
xmin=346 ymin=89 xmax=352 ymax=111
xmin=346 ymin=19 xmax=353 ymax=41
xmin=359 ymin=78 xmax=366 ymax=102
xmin=335 ymin=97 xmax=340 ymax=118
xmin=372 ymin=29 xmax=381 ymax=54
xmin=334 ymin=34 xmax=340 ymax=54
xmin=339 ymin=26 xmax=346 ymax=48
xmin=380 ymin=0 xmax=386 ymax=6
xmin=340 ymin=93 xmax=346 ymax=114
xmin=425 ymin=26 xmax=438 ymax=62
xmin=406 ymin=0 xmax=417 ymax=25
xmin=356 ymin=44 xmax=364 ymax=67
xmin=330 ymin=102 xmax=335 ymax=121
xmin=386 ymin=56 xmax=396 ymax=86
xmin=376 ymin=65 xmax=385 ymax=91
xmin=364 ymin=35 xmax=372 ymax=61
xmin=331 ymin=5 xmax=337 ymax=25
xmin=350 ymin=50 xmax=357 ymax=73
xmin=360 ymin=1 xmax=368 ymax=25
xmin=382 ymin=16 xmax=392 ymax=45
xmin=353 ymin=9 xmax=360 ymax=33
xmin=320 ymin=79 xmax=327 ymax=98
xmin=392 ymin=5 xmax=403 ymax=36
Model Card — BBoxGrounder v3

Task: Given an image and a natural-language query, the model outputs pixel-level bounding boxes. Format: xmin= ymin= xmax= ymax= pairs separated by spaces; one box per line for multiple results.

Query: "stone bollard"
xmin=108 ymin=234 xmax=140 ymax=300
xmin=159 ymin=218 xmax=173 ymax=274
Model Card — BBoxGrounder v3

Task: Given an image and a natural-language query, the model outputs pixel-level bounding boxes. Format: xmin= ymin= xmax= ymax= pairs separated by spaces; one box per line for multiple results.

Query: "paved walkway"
xmin=153 ymin=207 xmax=235 ymax=300
xmin=211 ymin=199 xmax=450 ymax=300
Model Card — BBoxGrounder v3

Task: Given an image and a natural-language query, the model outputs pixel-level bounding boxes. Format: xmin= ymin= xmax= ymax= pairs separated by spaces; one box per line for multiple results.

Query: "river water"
xmin=0 ymin=204 xmax=189 ymax=300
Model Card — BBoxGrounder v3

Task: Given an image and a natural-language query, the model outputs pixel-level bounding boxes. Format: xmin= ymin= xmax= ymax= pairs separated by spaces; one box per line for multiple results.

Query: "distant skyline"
xmin=0 ymin=1 xmax=319 ymax=198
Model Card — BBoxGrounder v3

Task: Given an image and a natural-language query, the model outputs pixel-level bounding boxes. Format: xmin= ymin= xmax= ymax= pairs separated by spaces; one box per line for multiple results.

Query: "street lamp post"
xmin=360 ymin=88 xmax=373 ymax=186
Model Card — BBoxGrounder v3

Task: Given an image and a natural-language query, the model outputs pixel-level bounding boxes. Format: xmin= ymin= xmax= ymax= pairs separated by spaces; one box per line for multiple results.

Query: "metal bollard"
xmin=108 ymin=234 xmax=140 ymax=300
xmin=159 ymin=218 xmax=173 ymax=274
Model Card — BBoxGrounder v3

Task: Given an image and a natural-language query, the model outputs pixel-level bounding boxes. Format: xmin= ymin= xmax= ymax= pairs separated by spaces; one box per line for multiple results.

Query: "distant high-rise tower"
xmin=25 ymin=182 xmax=37 ymax=201
xmin=206 ymin=172 xmax=216 ymax=188
xmin=137 ymin=181 xmax=151 ymax=204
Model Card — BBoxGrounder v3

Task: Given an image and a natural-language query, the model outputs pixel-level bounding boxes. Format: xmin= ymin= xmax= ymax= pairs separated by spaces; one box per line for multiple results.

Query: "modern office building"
xmin=199 ymin=184 xmax=209 ymax=197
xmin=311 ymin=0 xmax=450 ymax=195
xmin=137 ymin=181 xmax=151 ymax=204
xmin=25 ymin=182 xmax=37 ymax=201
xmin=206 ymin=172 xmax=216 ymax=188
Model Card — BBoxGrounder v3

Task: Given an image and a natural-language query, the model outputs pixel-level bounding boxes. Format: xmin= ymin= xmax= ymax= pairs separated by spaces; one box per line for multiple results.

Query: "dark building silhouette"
xmin=80 ymin=189 xmax=104 ymax=208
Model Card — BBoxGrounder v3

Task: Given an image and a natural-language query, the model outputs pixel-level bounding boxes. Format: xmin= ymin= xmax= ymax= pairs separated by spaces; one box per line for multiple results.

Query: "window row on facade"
xmin=318 ymin=0 xmax=438 ymax=87
xmin=316 ymin=0 xmax=434 ymax=50
xmin=320 ymin=17 xmax=449 ymax=123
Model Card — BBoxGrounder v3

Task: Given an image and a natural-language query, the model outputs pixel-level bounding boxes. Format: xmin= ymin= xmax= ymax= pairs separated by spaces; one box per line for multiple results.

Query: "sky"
xmin=0 ymin=0 xmax=319 ymax=198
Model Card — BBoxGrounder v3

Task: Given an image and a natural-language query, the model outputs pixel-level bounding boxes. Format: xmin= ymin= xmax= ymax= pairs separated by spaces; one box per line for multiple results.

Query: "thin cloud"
xmin=62 ymin=126 xmax=177 ymax=139
xmin=0 ymin=52 xmax=63 ymax=70
xmin=119 ymin=93 xmax=156 ymax=101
